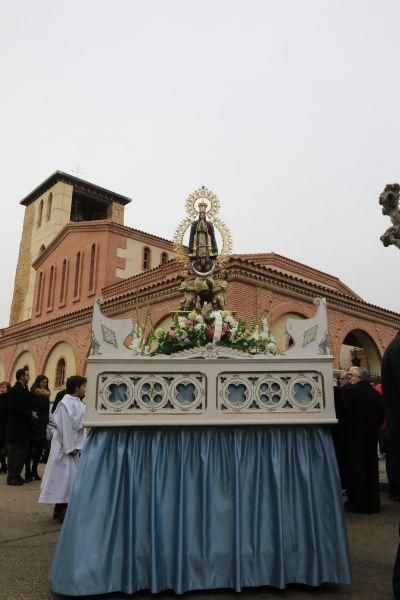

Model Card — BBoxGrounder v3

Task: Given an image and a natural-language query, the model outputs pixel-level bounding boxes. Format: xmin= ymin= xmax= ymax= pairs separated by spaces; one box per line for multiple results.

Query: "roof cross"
xmin=71 ymin=165 xmax=84 ymax=177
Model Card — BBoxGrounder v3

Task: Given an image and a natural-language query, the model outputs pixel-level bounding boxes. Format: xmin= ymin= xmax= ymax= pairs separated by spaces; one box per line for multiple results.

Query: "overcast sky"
xmin=1 ymin=1 xmax=399 ymax=328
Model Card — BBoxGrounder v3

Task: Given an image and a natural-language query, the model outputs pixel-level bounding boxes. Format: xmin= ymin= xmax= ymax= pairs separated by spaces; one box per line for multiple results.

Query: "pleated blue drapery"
xmin=50 ymin=426 xmax=351 ymax=596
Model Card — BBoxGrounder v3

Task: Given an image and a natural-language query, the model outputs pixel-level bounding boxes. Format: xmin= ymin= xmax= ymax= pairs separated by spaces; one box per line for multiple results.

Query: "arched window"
xmin=160 ymin=252 xmax=168 ymax=265
xmin=35 ymin=271 xmax=44 ymax=314
xmin=47 ymin=265 xmax=55 ymax=310
xmin=59 ymin=259 xmax=68 ymax=305
xmin=46 ymin=193 xmax=53 ymax=222
xmin=88 ymin=243 xmax=97 ymax=293
xmin=39 ymin=244 xmax=46 ymax=256
xmin=73 ymin=252 xmax=81 ymax=299
xmin=55 ymin=358 xmax=66 ymax=389
xmin=37 ymin=199 xmax=44 ymax=228
xmin=142 ymin=247 xmax=151 ymax=270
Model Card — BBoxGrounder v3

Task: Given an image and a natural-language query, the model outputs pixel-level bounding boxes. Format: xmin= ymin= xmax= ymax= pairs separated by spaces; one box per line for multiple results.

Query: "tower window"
xmin=73 ymin=252 xmax=82 ymax=300
xmin=88 ymin=243 xmax=97 ymax=294
xmin=59 ymin=259 xmax=68 ymax=306
xmin=55 ymin=358 xmax=66 ymax=389
xmin=35 ymin=271 xmax=44 ymax=315
xmin=46 ymin=193 xmax=53 ymax=222
xmin=143 ymin=247 xmax=151 ymax=270
xmin=47 ymin=265 xmax=56 ymax=310
xmin=160 ymin=252 xmax=168 ymax=265
xmin=37 ymin=199 xmax=44 ymax=228
xmin=71 ymin=191 xmax=109 ymax=222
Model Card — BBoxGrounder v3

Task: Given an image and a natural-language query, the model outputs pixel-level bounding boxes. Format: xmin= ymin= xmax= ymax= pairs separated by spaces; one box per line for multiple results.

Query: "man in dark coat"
xmin=342 ymin=366 xmax=384 ymax=514
xmin=382 ymin=331 xmax=400 ymax=500
xmin=381 ymin=331 xmax=400 ymax=599
xmin=7 ymin=368 xmax=37 ymax=486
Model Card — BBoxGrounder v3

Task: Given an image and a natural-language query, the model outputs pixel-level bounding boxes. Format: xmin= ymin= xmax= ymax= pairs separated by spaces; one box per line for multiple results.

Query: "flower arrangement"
xmin=150 ymin=308 xmax=279 ymax=356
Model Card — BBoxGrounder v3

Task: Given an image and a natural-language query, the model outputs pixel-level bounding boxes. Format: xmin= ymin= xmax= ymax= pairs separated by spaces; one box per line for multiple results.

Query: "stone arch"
xmin=270 ymin=302 xmax=312 ymax=351
xmin=11 ymin=351 xmax=37 ymax=385
xmin=153 ymin=313 xmax=174 ymax=332
xmin=43 ymin=341 xmax=77 ymax=394
xmin=335 ymin=323 xmax=382 ymax=376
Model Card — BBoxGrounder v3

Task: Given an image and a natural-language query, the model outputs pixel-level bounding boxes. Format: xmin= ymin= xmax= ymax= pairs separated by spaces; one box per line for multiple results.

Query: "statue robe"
xmin=188 ymin=218 xmax=218 ymax=257
xmin=38 ymin=394 xmax=86 ymax=504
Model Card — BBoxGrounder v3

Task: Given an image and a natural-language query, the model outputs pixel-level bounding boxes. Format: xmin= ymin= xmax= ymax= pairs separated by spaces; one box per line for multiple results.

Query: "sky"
xmin=1 ymin=1 xmax=400 ymax=328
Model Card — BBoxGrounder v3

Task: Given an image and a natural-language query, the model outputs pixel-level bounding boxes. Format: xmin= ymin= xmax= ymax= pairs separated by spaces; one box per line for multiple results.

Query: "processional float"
xmin=49 ymin=187 xmax=351 ymax=596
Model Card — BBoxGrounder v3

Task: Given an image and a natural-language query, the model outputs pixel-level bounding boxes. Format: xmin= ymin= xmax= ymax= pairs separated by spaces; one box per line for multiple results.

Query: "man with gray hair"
xmin=342 ymin=365 xmax=384 ymax=513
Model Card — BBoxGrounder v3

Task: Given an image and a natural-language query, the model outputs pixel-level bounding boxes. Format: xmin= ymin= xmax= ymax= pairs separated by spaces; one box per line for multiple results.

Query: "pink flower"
xmin=186 ymin=319 xmax=193 ymax=327
xmin=169 ymin=329 xmax=177 ymax=340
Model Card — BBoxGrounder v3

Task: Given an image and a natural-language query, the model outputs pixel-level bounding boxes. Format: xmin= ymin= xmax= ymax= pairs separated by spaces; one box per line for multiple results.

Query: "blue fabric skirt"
xmin=50 ymin=426 xmax=351 ymax=596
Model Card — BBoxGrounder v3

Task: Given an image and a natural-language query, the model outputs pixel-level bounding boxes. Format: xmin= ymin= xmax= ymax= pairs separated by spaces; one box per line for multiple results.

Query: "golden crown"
xmin=198 ymin=201 xmax=208 ymax=212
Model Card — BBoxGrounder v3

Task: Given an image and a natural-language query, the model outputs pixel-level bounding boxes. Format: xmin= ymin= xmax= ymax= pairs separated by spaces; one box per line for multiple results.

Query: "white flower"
xmin=195 ymin=323 xmax=204 ymax=331
xmin=178 ymin=316 xmax=186 ymax=328
xmin=225 ymin=316 xmax=237 ymax=328
xmin=267 ymin=341 xmax=278 ymax=354
xmin=196 ymin=314 xmax=204 ymax=323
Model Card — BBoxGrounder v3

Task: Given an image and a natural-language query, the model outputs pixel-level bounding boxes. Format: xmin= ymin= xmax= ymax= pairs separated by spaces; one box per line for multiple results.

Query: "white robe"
xmin=38 ymin=395 xmax=86 ymax=504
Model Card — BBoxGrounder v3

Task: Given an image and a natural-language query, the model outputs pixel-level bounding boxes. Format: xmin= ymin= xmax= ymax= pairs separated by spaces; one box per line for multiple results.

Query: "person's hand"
xmin=32 ymin=411 xmax=38 ymax=419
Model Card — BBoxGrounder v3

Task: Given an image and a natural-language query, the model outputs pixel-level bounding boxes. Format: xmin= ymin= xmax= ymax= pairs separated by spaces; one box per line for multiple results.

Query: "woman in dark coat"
xmin=0 ymin=381 xmax=11 ymax=473
xmin=25 ymin=375 xmax=50 ymax=481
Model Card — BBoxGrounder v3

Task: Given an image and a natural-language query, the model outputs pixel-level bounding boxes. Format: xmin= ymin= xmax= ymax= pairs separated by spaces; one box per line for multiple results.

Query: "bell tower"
xmin=9 ymin=171 xmax=131 ymax=325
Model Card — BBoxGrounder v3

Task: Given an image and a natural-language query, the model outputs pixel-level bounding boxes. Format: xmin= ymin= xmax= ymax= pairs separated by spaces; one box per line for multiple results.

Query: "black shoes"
xmin=32 ymin=472 xmax=41 ymax=481
xmin=7 ymin=477 xmax=23 ymax=486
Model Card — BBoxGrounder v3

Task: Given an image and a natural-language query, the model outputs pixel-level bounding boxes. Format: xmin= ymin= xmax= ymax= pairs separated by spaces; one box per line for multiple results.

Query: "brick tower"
xmin=9 ymin=171 xmax=131 ymax=325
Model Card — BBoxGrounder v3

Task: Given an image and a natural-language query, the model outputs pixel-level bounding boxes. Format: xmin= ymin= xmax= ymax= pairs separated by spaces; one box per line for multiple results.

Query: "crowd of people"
xmin=332 ymin=366 xmax=384 ymax=514
xmin=0 ymin=368 xmax=86 ymax=523
xmin=332 ymin=330 xmax=400 ymax=519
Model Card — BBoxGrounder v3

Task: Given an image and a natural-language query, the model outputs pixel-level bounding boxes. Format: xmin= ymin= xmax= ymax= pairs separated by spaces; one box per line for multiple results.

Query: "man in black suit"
xmin=382 ymin=331 xmax=400 ymax=500
xmin=342 ymin=366 xmax=384 ymax=513
xmin=381 ymin=331 xmax=400 ymax=599
xmin=7 ymin=368 xmax=37 ymax=486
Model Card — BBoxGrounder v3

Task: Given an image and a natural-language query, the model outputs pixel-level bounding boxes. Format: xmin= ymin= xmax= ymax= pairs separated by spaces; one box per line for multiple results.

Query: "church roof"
xmin=233 ymin=252 xmax=361 ymax=300
xmin=20 ymin=171 xmax=132 ymax=207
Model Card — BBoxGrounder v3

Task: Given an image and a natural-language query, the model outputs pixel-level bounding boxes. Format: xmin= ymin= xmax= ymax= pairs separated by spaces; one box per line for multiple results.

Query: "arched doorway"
xmin=340 ymin=329 xmax=381 ymax=378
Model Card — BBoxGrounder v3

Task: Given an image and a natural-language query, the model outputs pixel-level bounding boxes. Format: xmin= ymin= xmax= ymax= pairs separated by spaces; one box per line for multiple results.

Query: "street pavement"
xmin=0 ymin=463 xmax=399 ymax=600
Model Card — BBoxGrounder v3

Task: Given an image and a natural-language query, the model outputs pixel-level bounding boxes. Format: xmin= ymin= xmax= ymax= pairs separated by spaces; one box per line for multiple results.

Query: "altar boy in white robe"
xmin=39 ymin=375 xmax=86 ymax=522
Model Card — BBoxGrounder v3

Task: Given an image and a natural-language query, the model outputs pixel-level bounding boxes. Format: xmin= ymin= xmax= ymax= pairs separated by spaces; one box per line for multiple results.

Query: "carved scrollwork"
xmin=97 ymin=372 xmax=206 ymax=414
xmin=218 ymin=372 xmax=323 ymax=413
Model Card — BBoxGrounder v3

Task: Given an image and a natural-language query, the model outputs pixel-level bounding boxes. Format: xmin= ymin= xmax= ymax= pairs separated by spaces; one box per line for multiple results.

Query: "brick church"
xmin=0 ymin=171 xmax=398 ymax=392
